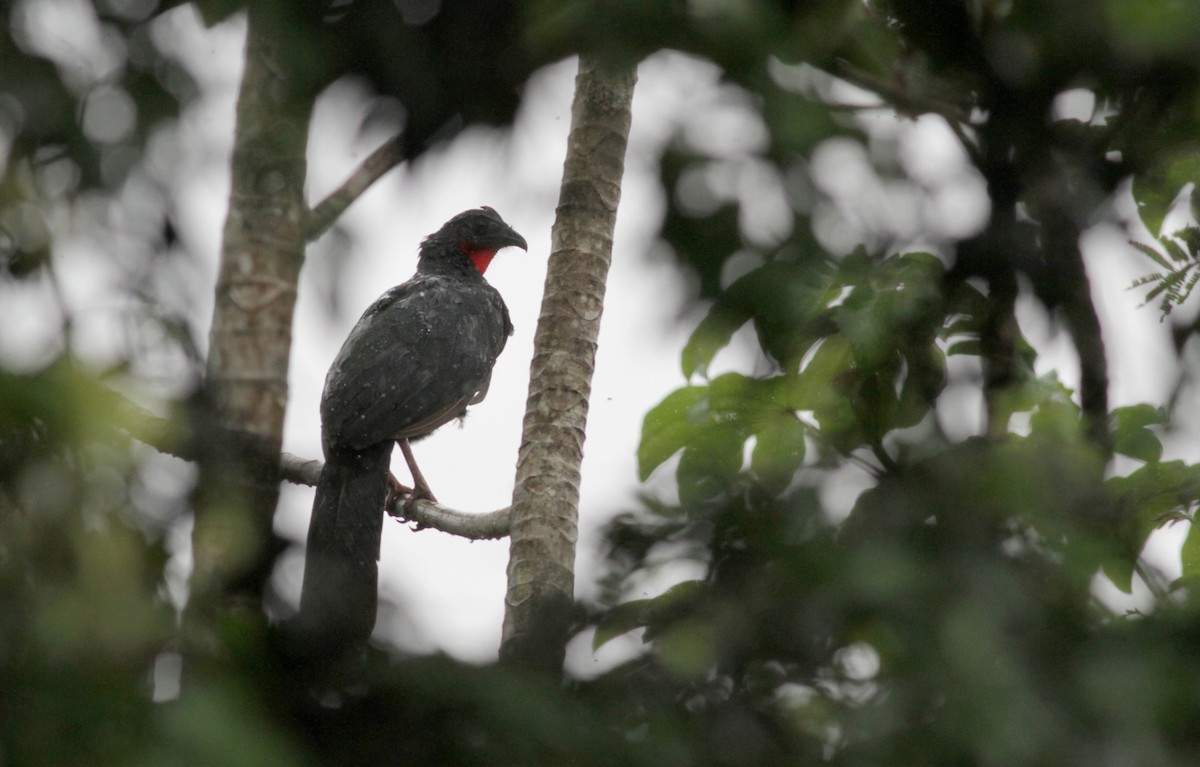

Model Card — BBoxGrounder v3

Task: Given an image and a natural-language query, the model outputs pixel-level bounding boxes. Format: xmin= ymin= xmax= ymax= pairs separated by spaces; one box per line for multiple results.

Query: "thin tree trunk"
xmin=500 ymin=57 xmax=636 ymax=671
xmin=190 ymin=11 xmax=309 ymax=612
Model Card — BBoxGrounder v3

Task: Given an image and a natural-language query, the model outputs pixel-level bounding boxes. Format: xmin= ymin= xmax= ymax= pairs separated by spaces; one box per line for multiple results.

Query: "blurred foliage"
xmin=204 ymin=0 xmax=535 ymax=158
xmin=6 ymin=0 xmax=1200 ymax=765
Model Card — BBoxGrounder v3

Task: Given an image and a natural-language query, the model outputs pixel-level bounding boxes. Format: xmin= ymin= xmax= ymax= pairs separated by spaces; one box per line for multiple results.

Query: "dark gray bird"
xmin=297 ymin=207 xmax=526 ymax=650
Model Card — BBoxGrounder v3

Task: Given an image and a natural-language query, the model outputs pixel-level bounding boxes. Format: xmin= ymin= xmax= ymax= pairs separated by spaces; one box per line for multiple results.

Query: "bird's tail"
xmin=294 ymin=442 xmax=392 ymax=654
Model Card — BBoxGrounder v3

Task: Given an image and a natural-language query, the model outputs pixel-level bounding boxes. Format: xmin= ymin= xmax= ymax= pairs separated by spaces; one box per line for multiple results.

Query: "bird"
xmin=296 ymin=206 xmax=527 ymax=651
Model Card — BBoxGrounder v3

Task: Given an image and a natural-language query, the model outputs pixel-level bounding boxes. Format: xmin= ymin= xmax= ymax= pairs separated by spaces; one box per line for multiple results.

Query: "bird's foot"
xmin=402 ymin=481 xmax=438 ymax=515
xmin=385 ymin=472 xmax=414 ymax=513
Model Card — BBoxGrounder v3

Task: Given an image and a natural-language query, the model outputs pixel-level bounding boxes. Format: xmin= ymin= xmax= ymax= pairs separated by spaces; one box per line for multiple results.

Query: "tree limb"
xmin=306 ymin=135 xmax=405 ymax=242
xmin=98 ymin=382 xmax=511 ymax=541
xmin=279 ymin=451 xmax=511 ymax=540
xmin=1042 ymin=208 xmax=1112 ymax=454
xmin=830 ymin=61 xmax=983 ymax=165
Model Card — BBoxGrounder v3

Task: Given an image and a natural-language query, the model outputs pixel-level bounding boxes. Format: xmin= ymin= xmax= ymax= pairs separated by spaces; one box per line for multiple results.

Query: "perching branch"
xmin=279 ymin=451 xmax=511 ymax=540
xmin=306 ymin=135 xmax=405 ymax=242
xmin=99 ymin=383 xmax=511 ymax=541
xmin=384 ymin=495 xmax=511 ymax=541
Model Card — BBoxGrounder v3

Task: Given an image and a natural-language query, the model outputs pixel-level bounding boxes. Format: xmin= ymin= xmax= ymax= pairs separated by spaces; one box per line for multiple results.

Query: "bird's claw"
xmin=385 ymin=472 xmax=414 ymax=513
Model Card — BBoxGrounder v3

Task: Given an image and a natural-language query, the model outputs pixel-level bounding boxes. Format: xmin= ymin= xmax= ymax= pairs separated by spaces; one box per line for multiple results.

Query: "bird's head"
xmin=419 ymin=206 xmax=528 ymax=276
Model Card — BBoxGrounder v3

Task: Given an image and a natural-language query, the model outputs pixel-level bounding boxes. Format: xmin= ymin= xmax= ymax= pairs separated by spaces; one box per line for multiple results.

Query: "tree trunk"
xmin=500 ymin=57 xmax=636 ymax=671
xmin=190 ymin=11 xmax=309 ymax=613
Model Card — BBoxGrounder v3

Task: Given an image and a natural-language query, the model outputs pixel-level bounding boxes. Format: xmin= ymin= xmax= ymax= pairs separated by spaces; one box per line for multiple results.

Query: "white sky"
xmin=4 ymin=3 xmax=1195 ymax=665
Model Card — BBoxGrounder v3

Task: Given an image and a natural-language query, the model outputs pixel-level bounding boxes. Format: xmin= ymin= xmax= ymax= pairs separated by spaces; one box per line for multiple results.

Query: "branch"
xmin=979 ymin=268 xmax=1020 ymax=439
xmin=830 ymin=60 xmax=983 ymax=166
xmin=99 ymin=383 xmax=511 ymax=541
xmin=386 ymin=496 xmax=511 ymax=541
xmin=832 ymin=60 xmax=974 ymax=124
xmin=1042 ymin=207 xmax=1111 ymax=454
xmin=279 ymin=451 xmax=512 ymax=540
xmin=306 ymin=135 xmax=405 ymax=242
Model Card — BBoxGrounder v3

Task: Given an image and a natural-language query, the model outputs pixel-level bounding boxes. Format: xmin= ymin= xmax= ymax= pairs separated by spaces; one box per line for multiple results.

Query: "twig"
xmin=305 ymin=135 xmax=406 ymax=242
xmin=833 ymin=60 xmax=973 ymax=123
xmin=829 ymin=60 xmax=984 ymax=166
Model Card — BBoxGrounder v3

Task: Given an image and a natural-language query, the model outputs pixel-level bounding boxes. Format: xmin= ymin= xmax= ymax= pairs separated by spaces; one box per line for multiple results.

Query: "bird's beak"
xmin=502 ymin=229 xmax=528 ymax=252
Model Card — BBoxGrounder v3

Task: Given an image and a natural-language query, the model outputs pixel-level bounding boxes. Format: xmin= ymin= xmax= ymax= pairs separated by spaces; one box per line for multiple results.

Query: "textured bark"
xmin=499 ymin=58 xmax=636 ymax=671
xmin=191 ymin=13 xmax=309 ymax=603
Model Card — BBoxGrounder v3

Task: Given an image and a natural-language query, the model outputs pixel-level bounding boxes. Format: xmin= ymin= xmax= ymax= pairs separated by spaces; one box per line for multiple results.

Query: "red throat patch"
xmin=460 ymin=242 xmax=499 ymax=274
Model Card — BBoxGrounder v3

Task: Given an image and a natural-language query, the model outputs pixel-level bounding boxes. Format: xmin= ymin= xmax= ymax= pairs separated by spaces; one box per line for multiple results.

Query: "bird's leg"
xmin=384 ymin=470 xmax=414 ymax=512
xmin=398 ymin=439 xmax=438 ymax=509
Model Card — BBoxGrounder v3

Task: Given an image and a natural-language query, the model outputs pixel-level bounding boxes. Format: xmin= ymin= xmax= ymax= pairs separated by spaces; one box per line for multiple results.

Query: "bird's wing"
xmin=320 ymin=276 xmax=509 ymax=453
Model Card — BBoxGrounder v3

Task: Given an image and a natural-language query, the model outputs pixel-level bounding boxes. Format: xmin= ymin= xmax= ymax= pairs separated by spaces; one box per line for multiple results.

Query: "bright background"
xmin=2 ymin=5 xmax=1190 ymax=664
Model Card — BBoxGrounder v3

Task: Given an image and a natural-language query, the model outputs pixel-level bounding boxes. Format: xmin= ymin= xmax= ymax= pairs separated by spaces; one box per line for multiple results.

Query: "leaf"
xmin=751 ymin=412 xmax=807 ymax=493
xmin=638 ymin=387 xmax=708 ymax=481
xmin=677 ymin=422 xmax=745 ymax=506
xmin=946 ymin=338 xmax=981 ymax=356
xmin=895 ymin=347 xmax=944 ymax=428
xmin=737 ymin=259 xmax=839 ymax=370
xmin=1162 ymin=236 xmax=1191 ymax=264
xmin=1107 ymin=460 xmax=1200 ymax=558
xmin=1129 ymin=241 xmax=1180 ymax=284
xmin=592 ymin=600 xmax=653 ymax=651
xmin=592 ymin=580 xmax=705 ymax=650
xmin=1102 ymin=556 xmax=1135 ymax=595
xmin=786 ymin=336 xmax=854 ymax=410
xmin=660 ymin=177 xmax=742 ymax=299
xmin=682 ymin=303 xmax=749 ymax=378
xmin=191 ymin=0 xmax=246 ymax=27
xmin=1111 ymin=404 xmax=1165 ymax=463
xmin=1183 ymin=522 xmax=1200 ymax=579
xmin=707 ymin=371 xmax=766 ymax=414
xmin=1132 ymin=149 xmax=1200 ymax=236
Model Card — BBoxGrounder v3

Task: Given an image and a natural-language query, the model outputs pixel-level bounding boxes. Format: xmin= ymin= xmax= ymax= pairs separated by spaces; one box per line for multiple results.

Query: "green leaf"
xmin=1030 ymin=398 xmax=1082 ymax=442
xmin=192 ymin=0 xmax=247 ymax=27
xmin=1102 ymin=556 xmax=1135 ymax=594
xmin=736 ymin=259 xmax=839 ymax=371
xmin=1130 ymin=239 xmax=1174 ymax=271
xmin=786 ymin=336 xmax=854 ymax=410
xmin=1132 ymin=149 xmax=1200 ymax=236
xmin=593 ymin=580 xmax=705 ymax=650
xmin=1183 ymin=522 xmax=1200 ymax=579
xmin=682 ymin=304 xmax=748 ymax=378
xmin=1113 ymin=429 xmax=1164 ymax=464
xmin=1107 ymin=460 xmax=1200 ymax=557
xmin=762 ymin=84 xmax=844 ymax=156
xmin=638 ymin=386 xmax=708 ymax=481
xmin=946 ymin=338 xmax=981 ymax=356
xmin=1111 ymin=404 xmax=1165 ymax=463
xmin=592 ymin=600 xmax=653 ymax=651
xmin=751 ymin=412 xmax=807 ymax=493
xmin=678 ymin=422 xmax=745 ymax=506
xmin=708 ymin=371 xmax=767 ymax=414
xmin=894 ymin=349 xmax=942 ymax=429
